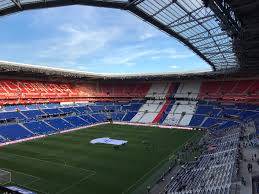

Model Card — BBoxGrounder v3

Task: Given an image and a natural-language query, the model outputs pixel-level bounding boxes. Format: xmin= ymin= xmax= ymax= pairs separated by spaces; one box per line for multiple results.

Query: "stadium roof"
xmin=229 ymin=0 xmax=259 ymax=72
xmin=0 ymin=60 xmax=253 ymax=82
xmin=0 ymin=0 xmax=245 ymax=73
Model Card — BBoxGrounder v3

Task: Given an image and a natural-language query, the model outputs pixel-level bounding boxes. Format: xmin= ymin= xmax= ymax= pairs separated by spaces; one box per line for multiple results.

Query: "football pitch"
xmin=0 ymin=124 xmax=203 ymax=194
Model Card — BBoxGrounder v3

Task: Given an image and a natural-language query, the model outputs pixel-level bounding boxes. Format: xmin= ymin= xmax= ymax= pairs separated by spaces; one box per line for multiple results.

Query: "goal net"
xmin=0 ymin=169 xmax=11 ymax=185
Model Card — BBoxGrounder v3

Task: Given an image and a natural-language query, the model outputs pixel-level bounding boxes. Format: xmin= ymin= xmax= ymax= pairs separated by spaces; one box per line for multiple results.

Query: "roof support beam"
xmin=128 ymin=5 xmax=217 ymax=71
xmin=0 ymin=0 xmax=240 ymax=72
xmin=0 ymin=0 xmax=128 ymax=16
xmin=10 ymin=0 xmax=22 ymax=9
xmin=169 ymin=14 xmax=215 ymax=28
xmin=150 ymin=0 xmax=177 ymax=18
xmin=203 ymin=0 xmax=240 ymax=37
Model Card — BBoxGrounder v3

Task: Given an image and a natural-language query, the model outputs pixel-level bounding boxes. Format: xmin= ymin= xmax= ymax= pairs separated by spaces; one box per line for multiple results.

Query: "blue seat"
xmin=122 ymin=112 xmax=137 ymax=121
xmin=64 ymin=116 xmax=89 ymax=127
xmin=217 ymin=121 xmax=238 ymax=130
xmin=196 ymin=105 xmax=213 ymax=115
xmin=59 ymin=107 xmax=76 ymax=114
xmin=43 ymin=108 xmax=62 ymax=115
xmin=37 ymin=104 xmax=48 ymax=109
xmin=0 ymin=124 xmax=34 ymax=141
xmin=202 ymin=118 xmax=222 ymax=128
xmin=111 ymin=113 xmax=125 ymax=121
xmin=74 ymin=106 xmax=91 ymax=113
xmin=45 ymin=103 xmax=60 ymax=108
xmin=21 ymin=110 xmax=45 ymax=119
xmin=15 ymin=105 xmax=29 ymax=111
xmin=91 ymin=114 xmax=108 ymax=122
xmin=239 ymin=111 xmax=258 ymax=120
xmin=219 ymin=109 xmax=241 ymax=117
xmin=24 ymin=121 xmax=56 ymax=135
xmin=3 ymin=105 xmax=19 ymax=112
xmin=189 ymin=115 xmax=205 ymax=127
xmin=88 ymin=105 xmax=104 ymax=112
xmin=45 ymin=118 xmax=74 ymax=131
xmin=80 ymin=115 xmax=98 ymax=124
xmin=26 ymin=104 xmax=39 ymax=110
xmin=0 ymin=112 xmax=25 ymax=121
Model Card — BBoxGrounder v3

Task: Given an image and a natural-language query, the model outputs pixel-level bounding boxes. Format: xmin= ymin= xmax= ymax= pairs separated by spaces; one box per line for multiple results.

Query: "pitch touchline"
xmin=123 ymin=133 xmax=199 ymax=194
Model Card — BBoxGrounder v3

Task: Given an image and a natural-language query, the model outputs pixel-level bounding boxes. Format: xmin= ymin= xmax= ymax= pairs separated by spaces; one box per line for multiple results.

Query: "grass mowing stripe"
xmin=123 ymin=132 xmax=201 ymax=194
xmin=55 ymin=172 xmax=95 ymax=194
xmin=1 ymin=168 xmax=41 ymax=186
xmin=0 ymin=152 xmax=96 ymax=174
xmin=0 ymin=124 xmax=203 ymax=194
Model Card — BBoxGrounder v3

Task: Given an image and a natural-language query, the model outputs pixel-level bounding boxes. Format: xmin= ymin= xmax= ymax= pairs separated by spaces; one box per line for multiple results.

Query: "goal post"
xmin=0 ymin=169 xmax=11 ymax=185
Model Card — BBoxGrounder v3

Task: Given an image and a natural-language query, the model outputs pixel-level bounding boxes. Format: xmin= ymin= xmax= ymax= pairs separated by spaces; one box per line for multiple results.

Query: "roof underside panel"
xmin=131 ymin=0 xmax=238 ymax=71
xmin=0 ymin=0 xmax=239 ymax=72
xmin=229 ymin=0 xmax=259 ymax=72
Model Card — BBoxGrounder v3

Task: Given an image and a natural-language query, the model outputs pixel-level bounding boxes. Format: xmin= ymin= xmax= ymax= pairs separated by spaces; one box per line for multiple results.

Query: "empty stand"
xmin=146 ymin=82 xmax=171 ymax=98
xmin=163 ymin=101 xmax=197 ymax=126
xmin=174 ymin=81 xmax=201 ymax=99
xmin=0 ymin=124 xmax=33 ymax=140
xmin=199 ymin=80 xmax=259 ymax=102
xmin=23 ymin=121 xmax=56 ymax=135
xmin=131 ymin=100 xmax=166 ymax=124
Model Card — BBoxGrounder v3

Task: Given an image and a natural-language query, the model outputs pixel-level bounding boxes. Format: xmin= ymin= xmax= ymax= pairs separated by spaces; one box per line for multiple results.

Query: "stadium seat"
xmin=23 ymin=121 xmax=57 ymax=135
xmin=0 ymin=124 xmax=34 ymax=140
xmin=45 ymin=118 xmax=74 ymax=131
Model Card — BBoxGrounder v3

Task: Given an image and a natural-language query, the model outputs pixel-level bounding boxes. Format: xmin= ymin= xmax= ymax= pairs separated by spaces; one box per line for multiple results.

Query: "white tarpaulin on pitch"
xmin=90 ymin=137 xmax=128 ymax=145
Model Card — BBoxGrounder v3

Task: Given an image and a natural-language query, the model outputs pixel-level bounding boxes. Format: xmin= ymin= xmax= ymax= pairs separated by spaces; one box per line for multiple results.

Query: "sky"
xmin=0 ymin=5 xmax=212 ymax=74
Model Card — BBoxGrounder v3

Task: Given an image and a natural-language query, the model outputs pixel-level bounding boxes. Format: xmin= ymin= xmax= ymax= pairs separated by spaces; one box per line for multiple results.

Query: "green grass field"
xmin=0 ymin=124 xmax=203 ymax=194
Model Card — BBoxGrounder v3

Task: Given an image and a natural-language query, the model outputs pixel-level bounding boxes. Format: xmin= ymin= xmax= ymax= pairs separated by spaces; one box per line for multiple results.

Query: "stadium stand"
xmin=131 ymin=100 xmax=166 ymax=123
xmin=0 ymin=78 xmax=259 ymax=143
xmin=163 ymin=101 xmax=197 ymax=126
xmin=0 ymin=124 xmax=34 ymax=141
xmin=23 ymin=121 xmax=56 ymax=135
xmin=199 ymin=80 xmax=259 ymax=102
xmin=174 ymin=80 xmax=201 ymax=99
xmin=165 ymin=127 xmax=240 ymax=194
xmin=145 ymin=82 xmax=171 ymax=99
xmin=0 ymin=78 xmax=258 ymax=194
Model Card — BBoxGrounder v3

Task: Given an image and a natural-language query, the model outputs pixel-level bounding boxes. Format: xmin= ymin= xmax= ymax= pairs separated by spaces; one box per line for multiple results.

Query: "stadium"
xmin=0 ymin=0 xmax=257 ymax=194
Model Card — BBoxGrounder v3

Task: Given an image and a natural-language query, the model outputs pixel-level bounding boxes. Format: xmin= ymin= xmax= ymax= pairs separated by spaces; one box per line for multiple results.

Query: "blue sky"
xmin=0 ymin=5 xmax=211 ymax=74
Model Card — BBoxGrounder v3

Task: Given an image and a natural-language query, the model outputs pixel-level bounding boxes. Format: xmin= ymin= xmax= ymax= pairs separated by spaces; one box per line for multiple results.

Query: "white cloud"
xmin=38 ymin=23 xmax=122 ymax=64
xmin=169 ymin=65 xmax=179 ymax=69
xmin=0 ymin=5 xmax=212 ymax=73
xmin=139 ymin=31 xmax=158 ymax=40
xmin=169 ymin=53 xmax=195 ymax=59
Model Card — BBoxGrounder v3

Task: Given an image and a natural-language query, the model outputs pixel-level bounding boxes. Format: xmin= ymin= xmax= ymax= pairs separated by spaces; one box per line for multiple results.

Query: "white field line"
xmin=1 ymin=168 xmax=44 ymax=193
xmin=1 ymin=153 xmax=97 ymax=194
xmin=1 ymin=167 xmax=41 ymax=186
xmin=0 ymin=152 xmax=96 ymax=174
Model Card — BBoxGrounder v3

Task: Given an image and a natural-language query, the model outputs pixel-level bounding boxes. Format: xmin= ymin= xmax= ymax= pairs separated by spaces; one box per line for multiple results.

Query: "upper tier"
xmin=0 ymin=79 xmax=258 ymax=105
